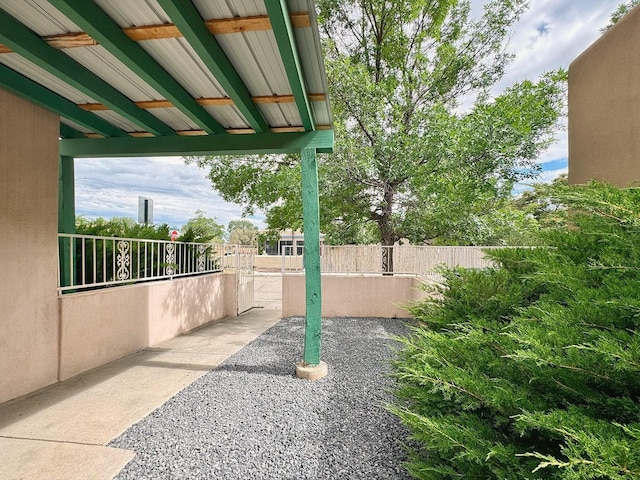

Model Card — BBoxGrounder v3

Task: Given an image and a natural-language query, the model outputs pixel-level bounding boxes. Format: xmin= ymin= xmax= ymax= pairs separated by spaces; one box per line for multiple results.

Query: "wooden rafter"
xmin=76 ymin=124 xmax=332 ymax=138
xmin=0 ymin=12 xmax=310 ymax=54
xmin=77 ymin=93 xmax=326 ymax=111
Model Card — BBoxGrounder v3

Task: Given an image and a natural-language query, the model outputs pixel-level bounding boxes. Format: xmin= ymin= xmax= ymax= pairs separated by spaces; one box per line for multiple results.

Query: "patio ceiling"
xmin=0 ymin=0 xmax=333 ymax=157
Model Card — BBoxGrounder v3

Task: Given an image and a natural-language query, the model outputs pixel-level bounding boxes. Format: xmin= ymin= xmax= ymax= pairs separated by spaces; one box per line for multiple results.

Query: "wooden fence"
xmin=282 ymin=245 xmax=504 ymax=275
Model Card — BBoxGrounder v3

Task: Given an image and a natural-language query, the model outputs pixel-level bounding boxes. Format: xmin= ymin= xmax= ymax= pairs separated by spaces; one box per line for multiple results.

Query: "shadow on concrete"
xmin=213 ymin=363 xmax=296 ymax=378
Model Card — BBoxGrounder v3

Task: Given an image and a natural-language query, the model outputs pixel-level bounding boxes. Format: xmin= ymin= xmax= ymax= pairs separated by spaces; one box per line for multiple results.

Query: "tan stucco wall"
xmin=282 ymin=274 xmax=430 ymax=318
xmin=58 ymin=273 xmax=236 ymax=380
xmin=0 ymin=89 xmax=60 ymax=403
xmin=253 ymin=255 xmax=303 ymax=271
xmin=568 ymin=5 xmax=640 ymax=186
xmin=0 ymin=89 xmax=241 ymax=403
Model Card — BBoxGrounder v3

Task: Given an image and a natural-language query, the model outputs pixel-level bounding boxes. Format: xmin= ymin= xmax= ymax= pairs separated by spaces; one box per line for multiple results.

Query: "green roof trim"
xmin=0 ymin=7 xmax=174 ymax=136
xmin=59 ymin=123 xmax=87 ymax=139
xmin=265 ymin=0 xmax=315 ymax=131
xmin=157 ymin=0 xmax=270 ymax=133
xmin=48 ymin=0 xmax=227 ymax=135
xmin=60 ymin=130 xmax=334 ymax=158
xmin=0 ymin=63 xmax=128 ymax=137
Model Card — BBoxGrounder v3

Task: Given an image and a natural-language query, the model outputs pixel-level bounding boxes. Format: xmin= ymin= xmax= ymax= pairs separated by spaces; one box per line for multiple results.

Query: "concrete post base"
xmin=295 ymin=361 xmax=328 ymax=381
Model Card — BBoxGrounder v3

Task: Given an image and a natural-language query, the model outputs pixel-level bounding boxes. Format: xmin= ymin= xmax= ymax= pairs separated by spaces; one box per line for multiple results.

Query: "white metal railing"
xmin=57 ymin=234 xmax=238 ymax=292
xmin=281 ymin=245 xmax=504 ymax=276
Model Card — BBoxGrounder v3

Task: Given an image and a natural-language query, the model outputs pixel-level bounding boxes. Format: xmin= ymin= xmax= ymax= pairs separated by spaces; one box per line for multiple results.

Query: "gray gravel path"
xmin=109 ymin=316 xmax=412 ymax=479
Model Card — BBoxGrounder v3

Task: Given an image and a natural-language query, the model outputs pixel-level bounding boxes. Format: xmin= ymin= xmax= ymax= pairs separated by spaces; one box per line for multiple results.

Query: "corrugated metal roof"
xmin=0 ymin=53 xmax=98 ymax=104
xmin=139 ymin=38 xmax=228 ymax=98
xmin=201 ymin=104 xmax=248 ymax=130
xmin=260 ymin=102 xmax=302 ymax=128
xmin=63 ymin=46 xmax=165 ymax=102
xmin=93 ymin=0 xmax=171 ymax=27
xmin=219 ymin=31 xmax=292 ymax=96
xmin=0 ymin=0 xmax=333 ymax=155
xmin=91 ymin=110 xmax=144 ymax=133
xmin=193 ymin=0 xmax=266 ymax=19
xmin=0 ymin=0 xmax=79 ymax=35
xmin=148 ymin=107 xmax=202 ymax=132
xmin=60 ymin=118 xmax=92 ymax=134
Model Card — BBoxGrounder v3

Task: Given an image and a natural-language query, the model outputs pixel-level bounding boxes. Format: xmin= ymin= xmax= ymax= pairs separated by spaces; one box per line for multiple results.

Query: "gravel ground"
xmin=109 ymin=316 xmax=413 ymax=480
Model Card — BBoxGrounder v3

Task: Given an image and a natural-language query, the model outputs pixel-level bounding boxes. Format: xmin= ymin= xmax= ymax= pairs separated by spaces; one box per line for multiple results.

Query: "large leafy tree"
xmin=179 ymin=210 xmax=224 ymax=243
xmin=227 ymin=219 xmax=259 ymax=246
xmin=188 ymin=0 xmax=565 ymax=254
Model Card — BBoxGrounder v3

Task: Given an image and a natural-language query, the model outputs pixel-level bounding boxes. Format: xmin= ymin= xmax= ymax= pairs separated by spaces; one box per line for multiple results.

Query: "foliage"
xmin=72 ymin=217 xmax=172 ymax=287
xmin=76 ymin=215 xmax=171 ymax=239
xmin=511 ymin=173 xmax=568 ymax=230
xmin=187 ymin=0 xmax=566 ymax=249
xmin=179 ymin=209 xmax=224 ymax=243
xmin=390 ymin=182 xmax=640 ymax=479
xmin=602 ymin=0 xmax=640 ymax=32
xmin=185 ymin=154 xmax=303 ymax=233
xmin=72 ymin=215 xmax=221 ymax=287
xmin=430 ymin=202 xmax=541 ymax=246
xmin=227 ymin=219 xmax=259 ymax=246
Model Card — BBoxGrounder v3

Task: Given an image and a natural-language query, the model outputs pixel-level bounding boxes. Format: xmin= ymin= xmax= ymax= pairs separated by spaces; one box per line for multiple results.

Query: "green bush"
xmin=390 ymin=182 xmax=640 ymax=479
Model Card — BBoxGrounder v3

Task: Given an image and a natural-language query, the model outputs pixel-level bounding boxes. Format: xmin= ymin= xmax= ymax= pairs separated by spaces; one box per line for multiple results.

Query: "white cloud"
xmin=495 ymin=0 xmax=615 ymax=91
xmin=75 ymin=157 xmax=265 ymax=228
xmin=471 ymin=0 xmax=620 ymax=177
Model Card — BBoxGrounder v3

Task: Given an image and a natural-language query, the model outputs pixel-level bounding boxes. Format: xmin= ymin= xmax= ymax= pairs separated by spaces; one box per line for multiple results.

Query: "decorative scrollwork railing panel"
xmin=58 ymin=234 xmax=237 ymax=292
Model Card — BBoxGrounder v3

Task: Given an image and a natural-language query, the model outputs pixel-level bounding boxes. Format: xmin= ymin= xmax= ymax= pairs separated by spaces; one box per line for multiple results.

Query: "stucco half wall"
xmin=58 ymin=273 xmax=237 ymax=380
xmin=282 ymin=274 xmax=432 ymax=318
xmin=568 ymin=4 xmax=640 ymax=186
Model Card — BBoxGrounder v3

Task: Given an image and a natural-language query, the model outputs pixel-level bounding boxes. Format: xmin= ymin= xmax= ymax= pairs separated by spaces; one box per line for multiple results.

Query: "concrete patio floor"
xmin=0 ymin=274 xmax=283 ymax=480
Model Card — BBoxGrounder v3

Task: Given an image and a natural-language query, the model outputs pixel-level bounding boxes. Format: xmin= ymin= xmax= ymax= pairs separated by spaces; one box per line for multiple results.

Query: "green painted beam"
xmin=157 ymin=0 xmax=270 ymax=133
xmin=58 ymin=155 xmax=76 ymax=234
xmin=300 ymin=148 xmax=322 ymax=364
xmin=265 ymin=0 xmax=315 ymax=131
xmin=0 ymin=8 xmax=174 ymax=136
xmin=59 ymin=123 xmax=85 ymax=139
xmin=0 ymin=64 xmax=129 ymax=137
xmin=48 ymin=0 xmax=227 ymax=135
xmin=58 ymin=155 xmax=75 ymax=290
xmin=59 ymin=130 xmax=334 ymax=158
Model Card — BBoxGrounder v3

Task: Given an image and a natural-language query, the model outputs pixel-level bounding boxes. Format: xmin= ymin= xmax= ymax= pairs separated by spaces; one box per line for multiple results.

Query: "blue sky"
xmin=75 ymin=0 xmax=625 ymax=229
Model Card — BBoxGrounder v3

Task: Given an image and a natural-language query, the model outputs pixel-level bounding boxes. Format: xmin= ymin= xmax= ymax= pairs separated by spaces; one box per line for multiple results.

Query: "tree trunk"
xmin=379 ymin=185 xmax=396 ymax=275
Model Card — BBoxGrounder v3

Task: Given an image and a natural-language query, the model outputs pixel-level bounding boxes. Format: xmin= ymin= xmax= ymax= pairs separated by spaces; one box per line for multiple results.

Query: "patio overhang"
xmin=0 ymin=0 xmax=332 ymax=375
xmin=0 ymin=0 xmax=333 ymax=148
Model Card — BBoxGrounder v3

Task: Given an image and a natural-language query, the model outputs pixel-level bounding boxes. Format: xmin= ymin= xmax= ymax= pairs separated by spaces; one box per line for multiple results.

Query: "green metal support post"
xmin=58 ymin=155 xmax=75 ymax=290
xmin=296 ymin=147 xmax=327 ymax=379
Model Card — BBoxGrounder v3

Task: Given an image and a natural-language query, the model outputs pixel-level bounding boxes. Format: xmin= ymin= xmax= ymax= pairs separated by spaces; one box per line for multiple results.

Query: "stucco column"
xmin=0 ymin=88 xmax=60 ymax=402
